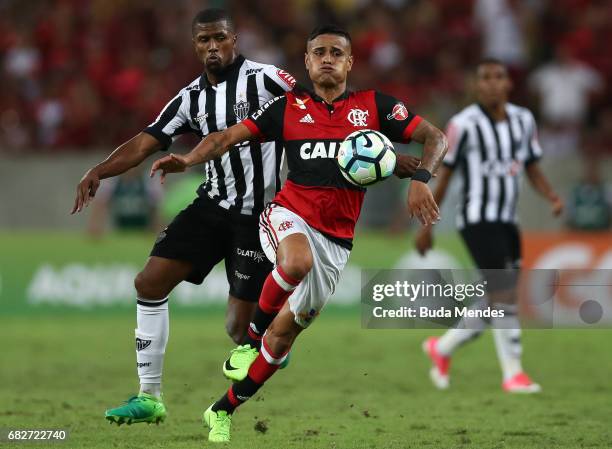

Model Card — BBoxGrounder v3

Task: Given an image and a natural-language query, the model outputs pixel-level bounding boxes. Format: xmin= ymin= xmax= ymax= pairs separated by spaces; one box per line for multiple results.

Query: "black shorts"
xmin=460 ymin=222 xmax=522 ymax=270
xmin=460 ymin=222 xmax=522 ymax=293
xmin=151 ymin=196 xmax=272 ymax=302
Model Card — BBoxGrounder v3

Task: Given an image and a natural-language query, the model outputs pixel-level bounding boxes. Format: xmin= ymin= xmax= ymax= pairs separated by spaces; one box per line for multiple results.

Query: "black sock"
xmin=211 ymin=393 xmax=235 ymax=414
xmin=211 ymin=376 xmax=262 ymax=414
xmin=242 ymin=307 xmax=277 ymax=350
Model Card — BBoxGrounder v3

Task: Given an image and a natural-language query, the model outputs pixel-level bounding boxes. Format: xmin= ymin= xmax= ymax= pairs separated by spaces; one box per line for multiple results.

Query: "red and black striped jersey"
xmin=243 ymin=88 xmax=422 ymax=249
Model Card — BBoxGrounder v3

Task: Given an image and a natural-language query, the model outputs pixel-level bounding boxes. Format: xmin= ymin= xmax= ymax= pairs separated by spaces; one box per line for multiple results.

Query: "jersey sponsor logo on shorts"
xmin=236 ymin=394 xmax=251 ymax=401
xmin=234 ymin=100 xmax=251 ymax=121
xmin=137 ymin=362 xmax=151 ymax=368
xmin=299 ymin=141 xmax=339 ymax=159
xmin=234 ymin=270 xmax=251 ymax=280
xmin=136 ymin=338 xmax=152 ymax=351
xmin=347 ymin=108 xmax=369 ymax=127
xmin=297 ymin=308 xmax=320 ymax=324
xmin=236 ymin=248 xmax=265 ymax=262
xmin=387 ymin=102 xmax=409 ymax=121
xmin=278 ymin=220 xmax=294 ymax=232
xmin=276 ymin=69 xmax=296 ymax=89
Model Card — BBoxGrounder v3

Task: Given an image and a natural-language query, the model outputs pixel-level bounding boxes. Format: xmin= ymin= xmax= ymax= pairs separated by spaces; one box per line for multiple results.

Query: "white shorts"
xmin=259 ymin=203 xmax=350 ymax=328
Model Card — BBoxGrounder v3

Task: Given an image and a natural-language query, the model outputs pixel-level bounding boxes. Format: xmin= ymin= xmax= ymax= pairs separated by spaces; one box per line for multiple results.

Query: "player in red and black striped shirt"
xmin=151 ymin=24 xmax=447 ymax=442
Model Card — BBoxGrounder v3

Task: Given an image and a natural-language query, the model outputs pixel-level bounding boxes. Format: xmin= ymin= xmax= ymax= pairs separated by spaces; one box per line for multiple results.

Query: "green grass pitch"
xmin=2 ymin=311 xmax=611 ymax=448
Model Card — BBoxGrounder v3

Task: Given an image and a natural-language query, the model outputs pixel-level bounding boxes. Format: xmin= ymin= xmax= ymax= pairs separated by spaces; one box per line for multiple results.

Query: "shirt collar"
xmin=199 ymin=54 xmax=245 ymax=89
xmin=477 ymin=102 xmax=508 ymax=123
xmin=302 ymin=87 xmax=350 ymax=104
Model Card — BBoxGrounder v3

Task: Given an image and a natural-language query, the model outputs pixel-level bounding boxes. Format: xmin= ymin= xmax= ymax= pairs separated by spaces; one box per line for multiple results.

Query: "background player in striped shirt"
xmin=416 ymin=58 xmax=564 ymax=393
xmin=71 ymin=9 xmax=421 ymax=426
xmin=151 ymin=24 xmax=447 ymax=442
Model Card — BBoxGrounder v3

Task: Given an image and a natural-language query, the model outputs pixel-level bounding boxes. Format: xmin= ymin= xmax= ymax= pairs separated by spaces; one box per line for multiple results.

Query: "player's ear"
xmin=304 ymin=52 xmax=311 ymax=72
xmin=347 ymin=54 xmax=354 ymax=72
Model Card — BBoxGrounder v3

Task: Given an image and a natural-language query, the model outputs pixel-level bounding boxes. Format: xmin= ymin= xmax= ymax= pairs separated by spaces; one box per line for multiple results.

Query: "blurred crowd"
xmin=0 ymin=0 xmax=610 ymax=157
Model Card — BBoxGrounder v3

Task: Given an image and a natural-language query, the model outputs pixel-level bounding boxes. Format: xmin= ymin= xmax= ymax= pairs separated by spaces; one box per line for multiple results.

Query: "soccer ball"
xmin=336 ymin=129 xmax=396 ymax=186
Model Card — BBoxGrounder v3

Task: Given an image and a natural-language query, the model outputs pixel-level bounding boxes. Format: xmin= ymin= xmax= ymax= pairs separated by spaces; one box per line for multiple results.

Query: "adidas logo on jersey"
xmin=299 ymin=114 xmax=315 ymax=124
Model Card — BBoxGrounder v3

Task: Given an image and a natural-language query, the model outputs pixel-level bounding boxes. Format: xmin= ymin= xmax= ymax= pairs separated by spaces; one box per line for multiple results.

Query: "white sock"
xmin=136 ymin=299 xmax=169 ymax=397
xmin=437 ymin=299 xmax=489 ymax=357
xmin=491 ymin=303 xmax=523 ymax=381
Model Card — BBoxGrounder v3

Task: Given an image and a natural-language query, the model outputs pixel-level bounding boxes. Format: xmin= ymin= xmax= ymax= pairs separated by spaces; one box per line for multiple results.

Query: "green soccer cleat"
xmin=203 ymin=405 xmax=232 ymax=443
xmin=105 ymin=393 xmax=167 ymax=426
xmin=222 ymin=344 xmax=259 ymax=382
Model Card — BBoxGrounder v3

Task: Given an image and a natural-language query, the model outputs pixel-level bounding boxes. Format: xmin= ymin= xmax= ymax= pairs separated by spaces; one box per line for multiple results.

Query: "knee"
xmin=278 ymin=251 xmax=313 ymax=281
xmin=225 ymin=317 xmax=247 ymax=344
xmin=134 ymin=271 xmax=168 ymax=301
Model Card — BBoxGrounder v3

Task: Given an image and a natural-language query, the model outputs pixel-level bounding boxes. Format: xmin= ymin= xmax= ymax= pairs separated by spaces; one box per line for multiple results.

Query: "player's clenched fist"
xmin=393 ymin=155 xmax=421 ymax=179
xmin=71 ymin=169 xmax=101 ymax=214
xmin=150 ymin=153 xmax=189 ymax=184
xmin=407 ymin=181 xmax=440 ymax=226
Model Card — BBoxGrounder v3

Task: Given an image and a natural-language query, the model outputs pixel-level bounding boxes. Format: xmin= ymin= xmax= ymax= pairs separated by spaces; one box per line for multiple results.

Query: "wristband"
xmin=412 ymin=168 xmax=432 ymax=183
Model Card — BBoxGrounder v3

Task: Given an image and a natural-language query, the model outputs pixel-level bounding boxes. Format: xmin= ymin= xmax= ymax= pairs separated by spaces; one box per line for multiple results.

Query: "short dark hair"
xmin=476 ymin=57 xmax=507 ymax=71
xmin=192 ymin=8 xmax=234 ymax=33
xmin=307 ymin=24 xmax=351 ymax=44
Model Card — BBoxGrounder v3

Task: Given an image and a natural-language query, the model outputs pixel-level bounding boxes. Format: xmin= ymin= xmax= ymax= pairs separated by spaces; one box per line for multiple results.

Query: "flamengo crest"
xmin=347 ymin=109 xmax=369 ymax=127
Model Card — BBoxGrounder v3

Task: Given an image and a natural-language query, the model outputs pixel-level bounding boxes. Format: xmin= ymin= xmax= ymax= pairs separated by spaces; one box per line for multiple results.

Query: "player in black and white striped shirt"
xmin=416 ymin=59 xmax=563 ymax=393
xmin=71 ymin=8 xmax=297 ymax=425
xmin=144 ymin=52 xmax=291 ymax=217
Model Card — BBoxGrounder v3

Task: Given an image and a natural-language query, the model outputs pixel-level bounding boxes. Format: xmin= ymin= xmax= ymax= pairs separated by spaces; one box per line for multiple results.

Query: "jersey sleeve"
xmin=374 ymin=92 xmax=422 ymax=143
xmin=262 ymin=66 xmax=296 ymax=96
xmin=242 ymin=95 xmax=286 ymax=141
xmin=143 ymin=91 xmax=193 ymax=149
xmin=443 ymin=116 xmax=468 ymax=169
xmin=524 ymin=111 xmax=543 ymax=166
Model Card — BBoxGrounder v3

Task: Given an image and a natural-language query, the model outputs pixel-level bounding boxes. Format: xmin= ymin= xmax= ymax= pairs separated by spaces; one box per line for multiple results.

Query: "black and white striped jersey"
xmin=443 ymin=103 xmax=543 ymax=228
xmin=143 ymin=55 xmax=295 ymax=216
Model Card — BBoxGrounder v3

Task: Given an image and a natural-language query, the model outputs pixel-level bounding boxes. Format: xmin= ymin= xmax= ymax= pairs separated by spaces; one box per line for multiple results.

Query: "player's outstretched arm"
xmin=405 ymin=119 xmax=448 ymax=226
xmin=150 ymin=123 xmax=253 ymax=184
xmin=71 ymin=132 xmax=164 ymax=214
xmin=525 ymin=162 xmax=564 ymax=216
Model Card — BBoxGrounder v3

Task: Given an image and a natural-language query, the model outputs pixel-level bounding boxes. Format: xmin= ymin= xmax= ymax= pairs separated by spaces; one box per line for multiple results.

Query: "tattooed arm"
xmin=405 ymin=119 xmax=448 ymax=226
